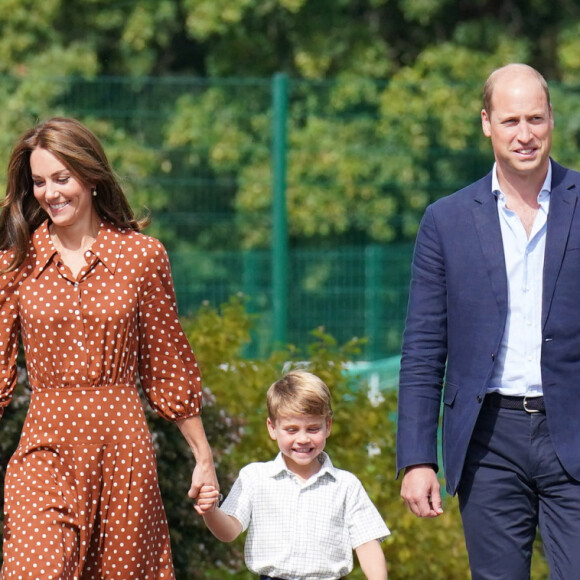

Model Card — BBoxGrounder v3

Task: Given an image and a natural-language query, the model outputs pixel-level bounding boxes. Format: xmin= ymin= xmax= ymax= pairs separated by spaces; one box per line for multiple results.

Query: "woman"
xmin=0 ymin=117 xmax=217 ymax=578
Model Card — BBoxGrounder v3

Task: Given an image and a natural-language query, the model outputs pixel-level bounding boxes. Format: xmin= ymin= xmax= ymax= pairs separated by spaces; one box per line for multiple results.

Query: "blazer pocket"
xmin=443 ymin=381 xmax=459 ymax=407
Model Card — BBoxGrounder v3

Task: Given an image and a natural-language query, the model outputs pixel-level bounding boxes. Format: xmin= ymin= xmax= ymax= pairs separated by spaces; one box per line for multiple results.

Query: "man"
xmin=397 ymin=63 xmax=580 ymax=579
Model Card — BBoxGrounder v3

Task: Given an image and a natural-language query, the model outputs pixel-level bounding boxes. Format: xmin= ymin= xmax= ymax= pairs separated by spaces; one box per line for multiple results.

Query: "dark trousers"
xmin=457 ymin=403 xmax=580 ymax=580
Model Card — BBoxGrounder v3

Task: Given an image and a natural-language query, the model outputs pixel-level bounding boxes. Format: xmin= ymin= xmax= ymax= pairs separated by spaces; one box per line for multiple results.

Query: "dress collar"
xmin=30 ymin=220 xmax=128 ymax=278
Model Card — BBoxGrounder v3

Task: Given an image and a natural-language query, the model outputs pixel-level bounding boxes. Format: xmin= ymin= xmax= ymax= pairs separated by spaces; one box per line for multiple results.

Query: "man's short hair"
xmin=267 ymin=370 xmax=333 ymax=422
xmin=482 ymin=63 xmax=551 ymax=115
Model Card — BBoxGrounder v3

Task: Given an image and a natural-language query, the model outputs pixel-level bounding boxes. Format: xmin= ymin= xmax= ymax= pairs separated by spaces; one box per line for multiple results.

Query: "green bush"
xmin=177 ymin=296 xmax=549 ymax=579
xmin=178 ymin=296 xmax=472 ymax=579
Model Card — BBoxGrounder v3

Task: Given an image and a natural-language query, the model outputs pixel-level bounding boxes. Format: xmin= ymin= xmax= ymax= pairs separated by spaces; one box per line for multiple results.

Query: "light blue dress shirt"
xmin=488 ymin=162 xmax=552 ymax=397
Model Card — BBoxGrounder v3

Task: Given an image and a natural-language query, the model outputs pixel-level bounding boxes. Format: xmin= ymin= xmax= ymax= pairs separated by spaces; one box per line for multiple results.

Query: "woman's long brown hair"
xmin=0 ymin=117 xmax=148 ymax=272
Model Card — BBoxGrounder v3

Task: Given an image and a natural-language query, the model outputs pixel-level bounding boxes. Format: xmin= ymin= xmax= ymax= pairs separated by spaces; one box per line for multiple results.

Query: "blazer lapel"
xmin=472 ymin=180 xmax=508 ymax=317
xmin=543 ymin=163 xmax=579 ymax=328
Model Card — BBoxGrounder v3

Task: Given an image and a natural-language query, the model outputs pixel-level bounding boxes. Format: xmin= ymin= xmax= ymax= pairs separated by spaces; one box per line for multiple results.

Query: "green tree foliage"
xmin=1 ymin=0 xmax=574 ymax=81
xmin=0 ymin=2 xmax=570 ymax=576
xmin=0 ymin=0 xmax=579 ymax=250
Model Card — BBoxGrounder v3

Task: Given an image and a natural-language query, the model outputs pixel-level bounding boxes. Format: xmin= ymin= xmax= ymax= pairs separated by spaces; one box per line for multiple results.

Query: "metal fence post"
xmin=365 ymin=244 xmax=382 ymax=359
xmin=272 ymin=73 xmax=289 ymax=347
xmin=242 ymin=250 xmax=259 ymax=358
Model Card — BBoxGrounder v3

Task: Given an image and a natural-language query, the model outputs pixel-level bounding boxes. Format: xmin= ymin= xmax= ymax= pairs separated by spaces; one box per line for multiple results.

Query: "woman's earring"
xmin=92 ymin=187 xmax=97 ymax=197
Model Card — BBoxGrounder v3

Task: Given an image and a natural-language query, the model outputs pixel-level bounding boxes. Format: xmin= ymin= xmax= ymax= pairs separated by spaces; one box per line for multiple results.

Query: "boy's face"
xmin=267 ymin=413 xmax=332 ymax=480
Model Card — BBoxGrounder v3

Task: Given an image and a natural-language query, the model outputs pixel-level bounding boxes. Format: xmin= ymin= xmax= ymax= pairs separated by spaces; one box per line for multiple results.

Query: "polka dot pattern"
xmin=0 ymin=220 xmax=203 ymax=578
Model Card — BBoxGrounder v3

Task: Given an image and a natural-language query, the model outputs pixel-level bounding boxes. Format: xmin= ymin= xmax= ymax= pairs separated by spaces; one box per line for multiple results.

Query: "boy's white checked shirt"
xmin=220 ymin=452 xmax=390 ymax=579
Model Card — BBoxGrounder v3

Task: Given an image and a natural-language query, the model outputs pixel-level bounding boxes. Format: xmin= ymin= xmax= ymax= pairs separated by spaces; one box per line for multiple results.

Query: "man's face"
xmin=481 ymin=72 xmax=553 ymax=183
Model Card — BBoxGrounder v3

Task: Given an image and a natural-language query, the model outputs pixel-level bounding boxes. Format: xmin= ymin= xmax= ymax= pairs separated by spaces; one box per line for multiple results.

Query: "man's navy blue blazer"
xmin=397 ymin=160 xmax=580 ymax=495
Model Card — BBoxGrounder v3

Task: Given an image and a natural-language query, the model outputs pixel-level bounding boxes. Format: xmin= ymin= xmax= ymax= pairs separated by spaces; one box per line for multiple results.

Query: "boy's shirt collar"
xmin=269 ymin=451 xmax=336 ymax=485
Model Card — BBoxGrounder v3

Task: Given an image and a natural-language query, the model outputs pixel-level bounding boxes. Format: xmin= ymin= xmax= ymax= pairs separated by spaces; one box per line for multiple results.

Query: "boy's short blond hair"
xmin=267 ymin=370 xmax=333 ymax=422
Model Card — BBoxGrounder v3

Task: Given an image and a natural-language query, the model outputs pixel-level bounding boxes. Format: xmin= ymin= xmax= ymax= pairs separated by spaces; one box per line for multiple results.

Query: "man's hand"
xmin=400 ymin=464 xmax=443 ymax=518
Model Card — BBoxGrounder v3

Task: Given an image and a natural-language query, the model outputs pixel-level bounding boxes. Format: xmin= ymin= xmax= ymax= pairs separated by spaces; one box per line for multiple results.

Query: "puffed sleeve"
xmin=0 ymin=252 xmax=27 ymax=419
xmin=137 ymin=237 xmax=203 ymax=421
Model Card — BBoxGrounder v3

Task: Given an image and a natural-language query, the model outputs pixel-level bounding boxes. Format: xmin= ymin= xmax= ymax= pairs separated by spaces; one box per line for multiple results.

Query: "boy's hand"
xmin=194 ymin=484 xmax=222 ymax=516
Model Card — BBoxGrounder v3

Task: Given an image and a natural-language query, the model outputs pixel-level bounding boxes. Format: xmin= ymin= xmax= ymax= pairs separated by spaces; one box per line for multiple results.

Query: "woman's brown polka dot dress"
xmin=0 ymin=221 xmax=203 ymax=578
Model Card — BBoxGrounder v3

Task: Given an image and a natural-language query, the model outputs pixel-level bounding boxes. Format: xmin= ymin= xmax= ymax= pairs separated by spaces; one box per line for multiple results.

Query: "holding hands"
xmin=193 ymin=484 xmax=221 ymax=515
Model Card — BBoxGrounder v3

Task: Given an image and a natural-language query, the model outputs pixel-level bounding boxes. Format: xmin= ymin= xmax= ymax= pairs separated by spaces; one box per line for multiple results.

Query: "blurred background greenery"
xmin=1 ymin=0 xmax=578 ymax=576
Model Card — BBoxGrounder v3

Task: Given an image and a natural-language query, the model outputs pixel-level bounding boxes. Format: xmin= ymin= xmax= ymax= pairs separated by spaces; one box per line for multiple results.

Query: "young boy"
xmin=195 ymin=369 xmax=390 ymax=579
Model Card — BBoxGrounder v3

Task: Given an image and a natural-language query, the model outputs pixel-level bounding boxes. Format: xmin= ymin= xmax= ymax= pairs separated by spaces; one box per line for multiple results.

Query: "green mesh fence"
xmin=169 ymin=244 xmax=414 ymax=359
xmin=1 ymin=74 xmax=528 ymax=359
xmin=345 ymin=356 xmax=401 ymax=395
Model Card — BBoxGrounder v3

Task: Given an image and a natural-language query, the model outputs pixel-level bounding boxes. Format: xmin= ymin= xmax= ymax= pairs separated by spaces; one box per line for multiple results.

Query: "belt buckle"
xmin=523 ymin=396 xmax=540 ymax=414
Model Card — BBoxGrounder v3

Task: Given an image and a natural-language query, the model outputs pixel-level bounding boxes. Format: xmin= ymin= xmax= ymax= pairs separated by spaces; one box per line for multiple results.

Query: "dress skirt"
xmin=1 ymin=385 xmax=175 ymax=579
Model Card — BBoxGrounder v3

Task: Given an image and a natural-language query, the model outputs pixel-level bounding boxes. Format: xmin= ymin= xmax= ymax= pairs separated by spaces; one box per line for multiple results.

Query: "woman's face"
xmin=30 ymin=147 xmax=96 ymax=232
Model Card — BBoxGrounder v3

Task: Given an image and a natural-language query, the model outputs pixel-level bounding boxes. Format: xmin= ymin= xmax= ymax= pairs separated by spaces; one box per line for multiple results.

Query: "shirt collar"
xmin=30 ymin=221 xmax=57 ymax=277
xmin=491 ymin=161 xmax=552 ymax=204
xmin=268 ymin=451 xmax=337 ymax=483
xmin=31 ymin=219 xmax=126 ymax=278
xmin=88 ymin=221 xmax=124 ymax=274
